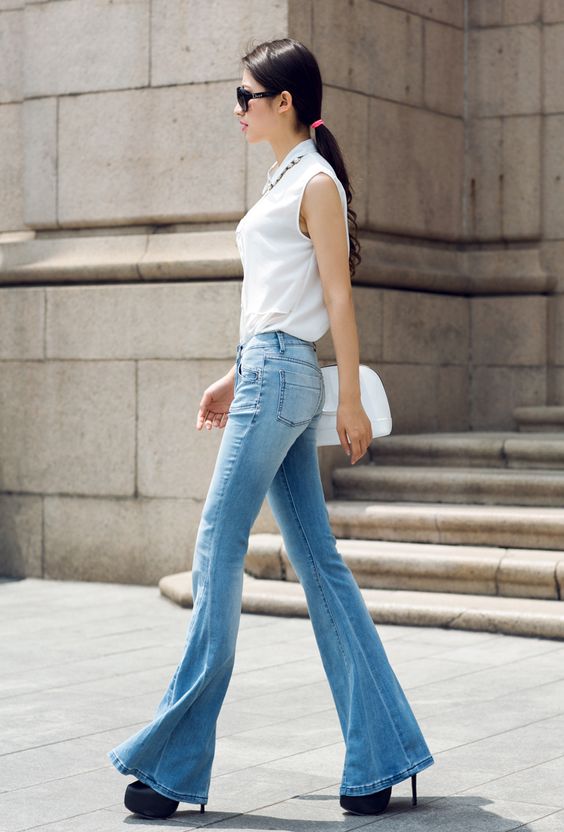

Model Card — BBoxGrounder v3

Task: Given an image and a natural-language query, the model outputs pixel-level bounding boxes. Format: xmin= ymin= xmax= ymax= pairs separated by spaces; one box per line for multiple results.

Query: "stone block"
xmin=436 ymin=365 xmax=470 ymax=430
xmin=376 ymin=363 xmax=441 ymax=433
xmin=539 ymin=240 xmax=564 ymax=293
xmin=544 ymin=0 xmax=564 ymax=22
xmin=380 ymin=0 xmax=464 ymax=28
xmin=320 ymin=86 xmax=368 ymax=230
xmin=0 ymin=495 xmax=42 ymax=578
xmin=543 ymin=115 xmax=564 ymax=239
xmin=313 ymin=0 xmax=423 ymax=105
xmin=0 ymin=360 xmax=135 ymax=495
xmin=548 ymin=293 xmax=564 ymax=364
xmin=44 ymin=495 xmax=203 ymax=585
xmin=547 ymin=367 xmax=564 ymax=404
xmin=471 ymin=295 xmax=547 ymax=365
xmin=557 ymin=561 xmax=564 ymax=597
xmin=0 ymin=4 xmax=22 ymax=103
xmin=469 ymin=0 xmax=503 ymax=27
xmin=424 ymin=19 xmax=464 ymax=116
xmin=351 ymin=286 xmax=383 ymax=362
xmin=46 ymin=281 xmax=241 ymax=359
xmin=498 ymin=549 xmax=561 ymax=599
xmin=502 ymin=115 xmax=541 ymax=237
xmin=468 ymin=25 xmax=541 ymax=117
xmin=151 ymin=0 xmax=287 ymax=87
xmin=503 ymin=0 xmax=542 ymax=25
xmin=471 ymin=366 xmax=546 ymax=429
xmin=464 ymin=116 xmax=503 ymax=239
xmin=58 ymin=83 xmax=244 ymax=226
xmin=545 ymin=26 xmax=564 ymax=112
xmin=22 ymin=97 xmax=57 ymax=227
xmin=367 ymin=98 xmax=463 ymax=239
xmin=151 ymin=0 xmax=288 ymax=88
xmin=0 ymin=287 xmax=44 ymax=358
xmin=462 ymin=247 xmax=549 ymax=292
xmin=24 ymin=0 xmax=149 ymax=97
xmin=382 ymin=289 xmax=469 ymax=364
xmin=288 ymin=0 xmax=313 ymax=41
xmin=0 ymin=103 xmax=24 ymax=232
xmin=137 ymin=358 xmax=233 ymax=499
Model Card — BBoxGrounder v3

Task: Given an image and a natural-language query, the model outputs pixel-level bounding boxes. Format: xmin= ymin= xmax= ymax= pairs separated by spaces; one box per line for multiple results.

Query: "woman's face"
xmin=233 ymin=69 xmax=280 ymax=143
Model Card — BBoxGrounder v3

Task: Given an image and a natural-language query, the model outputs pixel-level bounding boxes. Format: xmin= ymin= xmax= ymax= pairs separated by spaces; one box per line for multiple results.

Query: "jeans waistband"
xmin=237 ymin=330 xmax=317 ymax=359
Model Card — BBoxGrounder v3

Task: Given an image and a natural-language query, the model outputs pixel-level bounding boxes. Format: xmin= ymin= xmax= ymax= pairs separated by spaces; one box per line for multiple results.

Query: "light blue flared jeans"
xmin=107 ymin=329 xmax=434 ymax=807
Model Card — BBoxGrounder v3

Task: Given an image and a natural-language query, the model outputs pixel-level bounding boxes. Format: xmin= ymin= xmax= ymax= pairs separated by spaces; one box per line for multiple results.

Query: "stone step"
xmin=513 ymin=406 xmax=564 ymax=432
xmin=326 ymin=500 xmax=564 ymax=550
xmin=243 ymin=533 xmax=564 ymax=600
xmin=333 ymin=465 xmax=564 ymax=506
xmin=369 ymin=431 xmax=564 ymax=470
xmin=158 ymin=570 xmax=564 ymax=641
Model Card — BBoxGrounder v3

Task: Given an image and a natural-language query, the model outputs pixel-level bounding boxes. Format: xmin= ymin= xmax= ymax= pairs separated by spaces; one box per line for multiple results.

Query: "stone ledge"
xmin=327 ymin=500 xmax=564 ymax=550
xmin=514 ymin=406 xmax=564 ymax=431
xmin=158 ymin=569 xmax=564 ymax=641
xmin=243 ymin=533 xmax=563 ymax=600
xmin=0 ymin=230 xmax=553 ymax=294
xmin=333 ymin=464 xmax=564 ymax=506
xmin=370 ymin=431 xmax=564 ymax=470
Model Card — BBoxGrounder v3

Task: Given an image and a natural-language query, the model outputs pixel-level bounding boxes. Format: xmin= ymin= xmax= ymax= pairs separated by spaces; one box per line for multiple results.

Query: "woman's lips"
xmin=240 ymin=121 xmax=248 ymax=131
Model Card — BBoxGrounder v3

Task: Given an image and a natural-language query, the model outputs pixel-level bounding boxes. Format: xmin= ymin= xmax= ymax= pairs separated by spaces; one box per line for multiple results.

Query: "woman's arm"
xmin=300 ymin=173 xmax=372 ymax=464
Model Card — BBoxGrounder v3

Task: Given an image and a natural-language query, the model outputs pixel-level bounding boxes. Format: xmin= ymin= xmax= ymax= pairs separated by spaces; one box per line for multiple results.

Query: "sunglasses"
xmin=236 ymin=85 xmax=279 ymax=113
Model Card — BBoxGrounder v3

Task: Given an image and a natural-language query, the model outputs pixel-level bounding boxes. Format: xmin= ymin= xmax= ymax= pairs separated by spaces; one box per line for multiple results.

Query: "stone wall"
xmin=0 ymin=0 xmax=558 ymax=584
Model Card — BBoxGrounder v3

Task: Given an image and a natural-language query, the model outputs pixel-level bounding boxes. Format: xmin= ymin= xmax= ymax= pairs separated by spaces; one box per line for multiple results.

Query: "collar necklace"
xmin=264 ymin=154 xmax=305 ymax=192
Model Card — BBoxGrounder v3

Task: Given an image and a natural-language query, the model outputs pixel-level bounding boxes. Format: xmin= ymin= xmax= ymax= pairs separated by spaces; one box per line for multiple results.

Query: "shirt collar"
xmin=266 ymin=138 xmax=317 ymax=187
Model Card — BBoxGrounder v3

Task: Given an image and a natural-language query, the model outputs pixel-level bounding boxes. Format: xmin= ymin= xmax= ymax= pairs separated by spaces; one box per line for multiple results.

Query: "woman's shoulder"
xmin=298 ymin=154 xmax=346 ymax=198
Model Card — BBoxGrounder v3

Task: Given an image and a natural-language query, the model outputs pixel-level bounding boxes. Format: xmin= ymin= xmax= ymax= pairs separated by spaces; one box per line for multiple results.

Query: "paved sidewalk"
xmin=0 ymin=577 xmax=563 ymax=832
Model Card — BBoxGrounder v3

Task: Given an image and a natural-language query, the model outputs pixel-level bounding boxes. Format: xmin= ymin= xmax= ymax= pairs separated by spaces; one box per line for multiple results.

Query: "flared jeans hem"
xmin=107 ymin=750 xmax=208 ymax=805
xmin=339 ymin=753 xmax=435 ymax=796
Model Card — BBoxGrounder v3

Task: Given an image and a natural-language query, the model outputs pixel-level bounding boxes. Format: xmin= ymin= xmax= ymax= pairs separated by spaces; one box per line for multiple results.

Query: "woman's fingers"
xmin=198 ymin=408 xmax=229 ymax=431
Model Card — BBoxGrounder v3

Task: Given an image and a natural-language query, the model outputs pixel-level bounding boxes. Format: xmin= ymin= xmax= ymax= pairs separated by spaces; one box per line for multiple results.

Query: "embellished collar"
xmin=265 ymin=138 xmax=317 ymax=188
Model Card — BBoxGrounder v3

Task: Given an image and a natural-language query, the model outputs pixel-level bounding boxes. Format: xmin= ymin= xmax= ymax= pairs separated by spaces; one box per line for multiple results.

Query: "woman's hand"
xmin=196 ymin=372 xmax=235 ymax=432
xmin=337 ymin=401 xmax=373 ymax=464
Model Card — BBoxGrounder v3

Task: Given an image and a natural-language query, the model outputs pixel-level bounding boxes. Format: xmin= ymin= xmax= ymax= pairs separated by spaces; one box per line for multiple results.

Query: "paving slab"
xmin=1 ymin=577 xmax=564 ymax=832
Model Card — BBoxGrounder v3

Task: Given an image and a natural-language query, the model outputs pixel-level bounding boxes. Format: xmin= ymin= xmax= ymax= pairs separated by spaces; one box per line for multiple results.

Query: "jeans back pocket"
xmin=276 ymin=366 xmax=323 ymax=427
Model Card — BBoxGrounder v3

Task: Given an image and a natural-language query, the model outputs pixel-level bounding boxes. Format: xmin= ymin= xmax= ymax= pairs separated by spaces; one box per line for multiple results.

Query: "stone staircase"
xmin=160 ymin=428 xmax=564 ymax=640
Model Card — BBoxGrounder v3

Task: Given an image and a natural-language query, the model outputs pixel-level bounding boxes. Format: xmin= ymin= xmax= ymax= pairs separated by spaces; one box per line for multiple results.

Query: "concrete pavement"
xmin=0 ymin=576 xmax=563 ymax=831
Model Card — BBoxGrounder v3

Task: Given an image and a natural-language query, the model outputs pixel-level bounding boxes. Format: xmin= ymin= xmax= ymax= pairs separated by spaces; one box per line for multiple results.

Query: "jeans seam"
xmin=264 ymin=352 xmax=321 ymax=374
xmin=340 ymin=754 xmax=434 ymax=795
xmin=108 ymin=751 xmax=208 ymax=804
xmin=279 ymin=459 xmax=351 ymax=669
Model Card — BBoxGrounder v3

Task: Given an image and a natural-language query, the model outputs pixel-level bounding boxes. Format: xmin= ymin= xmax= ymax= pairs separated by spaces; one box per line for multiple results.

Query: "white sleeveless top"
xmin=235 ymin=138 xmax=350 ymax=344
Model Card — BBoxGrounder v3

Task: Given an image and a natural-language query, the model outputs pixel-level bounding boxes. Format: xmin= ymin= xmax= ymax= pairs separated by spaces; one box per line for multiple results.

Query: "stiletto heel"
xmin=200 ymin=803 xmax=205 ymax=813
xmin=411 ymin=773 xmax=417 ymax=806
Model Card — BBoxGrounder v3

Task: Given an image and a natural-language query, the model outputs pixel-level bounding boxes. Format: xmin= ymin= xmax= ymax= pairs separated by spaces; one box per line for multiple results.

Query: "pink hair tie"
xmin=310 ymin=118 xmax=324 ymax=128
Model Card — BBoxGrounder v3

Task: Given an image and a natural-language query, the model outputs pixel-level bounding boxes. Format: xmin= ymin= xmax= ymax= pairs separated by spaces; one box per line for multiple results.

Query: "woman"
xmin=107 ymin=37 xmax=434 ymax=820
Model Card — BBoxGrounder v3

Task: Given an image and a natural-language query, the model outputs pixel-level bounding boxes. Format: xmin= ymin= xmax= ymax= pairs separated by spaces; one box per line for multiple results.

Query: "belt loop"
xmin=276 ymin=330 xmax=285 ymax=352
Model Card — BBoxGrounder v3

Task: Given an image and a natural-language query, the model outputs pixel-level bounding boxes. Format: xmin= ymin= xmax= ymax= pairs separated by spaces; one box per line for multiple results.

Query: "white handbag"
xmin=316 ymin=364 xmax=392 ymax=447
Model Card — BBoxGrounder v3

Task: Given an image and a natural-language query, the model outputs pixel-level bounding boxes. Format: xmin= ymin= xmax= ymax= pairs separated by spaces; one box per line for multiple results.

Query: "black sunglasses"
xmin=236 ymin=85 xmax=279 ymax=113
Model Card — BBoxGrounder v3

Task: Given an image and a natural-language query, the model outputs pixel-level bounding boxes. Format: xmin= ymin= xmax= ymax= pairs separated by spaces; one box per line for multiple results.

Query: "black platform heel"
xmin=339 ymin=774 xmax=418 ymax=815
xmin=124 ymin=779 xmax=180 ymax=819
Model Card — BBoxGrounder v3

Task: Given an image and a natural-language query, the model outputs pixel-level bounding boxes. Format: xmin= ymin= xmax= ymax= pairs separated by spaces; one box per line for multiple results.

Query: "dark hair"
xmin=241 ymin=37 xmax=361 ymax=278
